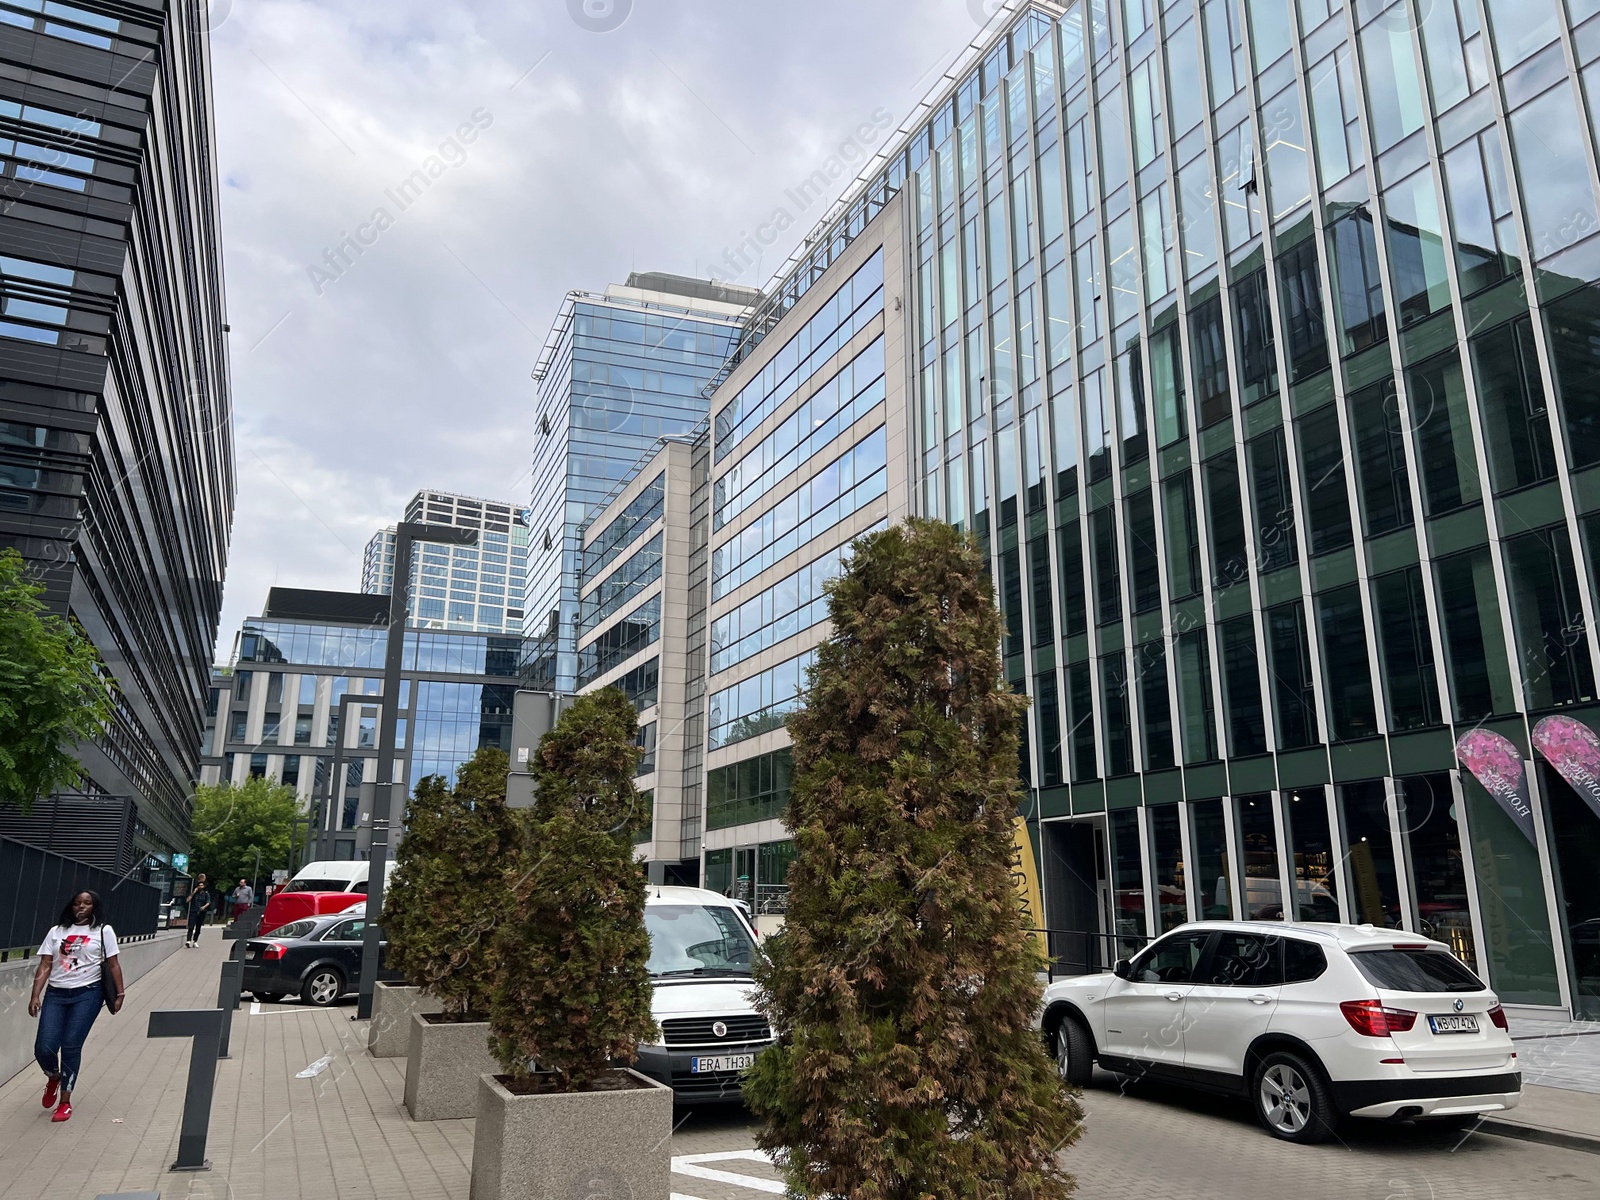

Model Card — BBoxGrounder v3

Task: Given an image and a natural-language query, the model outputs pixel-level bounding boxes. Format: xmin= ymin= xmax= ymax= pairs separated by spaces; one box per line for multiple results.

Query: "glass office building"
xmin=201 ymin=589 xmax=522 ymax=862
xmin=620 ymin=1 xmax=1600 ymax=1018
xmin=523 ymin=273 xmax=756 ymax=690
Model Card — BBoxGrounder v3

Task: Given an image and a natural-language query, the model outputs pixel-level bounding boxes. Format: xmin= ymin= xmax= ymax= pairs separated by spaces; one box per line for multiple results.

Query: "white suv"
xmin=1037 ymin=921 xmax=1520 ymax=1142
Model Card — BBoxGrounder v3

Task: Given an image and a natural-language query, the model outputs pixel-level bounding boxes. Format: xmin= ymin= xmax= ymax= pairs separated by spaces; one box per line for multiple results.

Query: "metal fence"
xmin=0 ymin=836 xmax=161 ymax=953
xmin=1033 ymin=928 xmax=1151 ymax=982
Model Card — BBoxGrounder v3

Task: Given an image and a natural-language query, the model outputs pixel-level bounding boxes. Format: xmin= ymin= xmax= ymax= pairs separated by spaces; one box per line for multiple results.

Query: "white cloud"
xmin=212 ymin=0 xmax=979 ymax=649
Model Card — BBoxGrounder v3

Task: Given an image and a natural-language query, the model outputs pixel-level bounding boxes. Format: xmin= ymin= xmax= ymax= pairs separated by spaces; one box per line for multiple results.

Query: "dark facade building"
xmin=0 ymin=0 xmax=233 ymax=867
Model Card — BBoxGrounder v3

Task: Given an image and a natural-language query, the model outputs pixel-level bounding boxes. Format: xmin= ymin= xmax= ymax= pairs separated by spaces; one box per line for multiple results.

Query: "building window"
xmin=1373 ymin=566 xmax=1441 ymax=731
xmin=1056 ymin=518 xmax=1088 ymax=636
xmin=1248 ymin=427 xmax=1297 ymax=572
xmin=1347 ymin=381 xmax=1413 ymax=536
xmin=1219 ymin=616 xmax=1267 ymax=758
xmin=1295 ymin=405 xmax=1353 ymax=554
xmin=1035 ymin=671 xmax=1063 ymax=788
xmin=1504 ymin=526 xmax=1597 ymax=709
xmin=1284 ymin=787 xmax=1340 ymax=922
xmin=1125 ymin=489 xmax=1161 ymax=614
xmin=1204 ymin=452 xmax=1249 ymax=589
xmin=1163 ymin=472 xmax=1203 ymax=599
xmin=1067 ymin=663 xmax=1097 ymax=782
xmin=1091 ymin=506 xmax=1121 ymax=626
xmin=1136 ymin=640 xmax=1174 ymax=772
xmin=1266 ymin=601 xmax=1317 ymax=748
xmin=1276 ymin=235 xmax=1329 ymax=381
xmin=1231 ymin=266 xmax=1278 ymax=406
xmin=1190 ymin=798 xmax=1232 ymax=919
xmin=706 ymin=748 xmax=792 ymax=831
xmin=1100 ymin=655 xmax=1134 ymax=776
xmin=1175 ymin=628 xmax=1217 ymax=764
xmin=1326 ymin=206 xmax=1387 ymax=355
xmin=1316 ymin=585 xmax=1378 ymax=741
xmin=1407 ymin=351 xmax=1480 ymax=516
xmin=1148 ymin=804 xmax=1187 ymax=933
xmin=1471 ymin=316 xmax=1555 ymax=494
xmin=1108 ymin=808 xmax=1145 ymax=951
xmin=1234 ymin=794 xmax=1280 ymax=920
xmin=1434 ymin=549 xmax=1515 ymax=722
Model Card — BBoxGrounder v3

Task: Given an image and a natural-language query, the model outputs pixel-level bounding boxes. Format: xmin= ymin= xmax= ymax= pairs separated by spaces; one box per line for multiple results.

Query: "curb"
xmin=1477 ymin=1118 xmax=1600 ymax=1157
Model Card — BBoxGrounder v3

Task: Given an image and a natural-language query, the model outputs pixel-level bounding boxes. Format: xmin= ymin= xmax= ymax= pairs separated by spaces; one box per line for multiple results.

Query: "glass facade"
xmin=524 ymin=287 xmax=744 ymax=690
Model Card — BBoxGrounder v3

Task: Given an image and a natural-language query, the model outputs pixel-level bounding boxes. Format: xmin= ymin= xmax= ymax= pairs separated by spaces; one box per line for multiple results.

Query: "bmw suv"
xmin=1037 ymin=921 xmax=1520 ymax=1142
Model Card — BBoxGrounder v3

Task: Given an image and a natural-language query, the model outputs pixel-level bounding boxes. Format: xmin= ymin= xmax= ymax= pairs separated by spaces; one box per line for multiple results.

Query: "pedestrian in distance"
xmin=230 ymin=877 xmax=254 ymax=921
xmin=28 ymin=890 xmax=124 ymax=1123
xmin=185 ymin=874 xmax=213 ymax=946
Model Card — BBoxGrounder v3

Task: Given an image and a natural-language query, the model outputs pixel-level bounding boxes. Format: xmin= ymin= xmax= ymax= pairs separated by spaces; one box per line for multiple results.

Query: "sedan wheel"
xmin=1252 ymin=1052 xmax=1337 ymax=1143
xmin=301 ymin=968 xmax=344 ymax=1007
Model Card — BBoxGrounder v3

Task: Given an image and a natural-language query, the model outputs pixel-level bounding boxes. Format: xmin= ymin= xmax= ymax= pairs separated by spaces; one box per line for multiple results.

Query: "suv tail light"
xmin=262 ymin=943 xmax=286 ymax=961
xmin=1340 ymin=999 xmax=1418 ymax=1037
xmin=1488 ymin=1004 xmax=1509 ymax=1031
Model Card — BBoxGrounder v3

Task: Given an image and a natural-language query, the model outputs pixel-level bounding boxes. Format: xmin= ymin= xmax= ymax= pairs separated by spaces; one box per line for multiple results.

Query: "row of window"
xmin=581 ymin=471 xmax=664 ymax=585
xmin=708 ymin=649 xmax=815 ymax=751
xmin=706 ymin=747 xmax=793 ymax=832
xmin=711 ymin=427 xmax=888 ymax=601
xmin=713 ymin=335 xmax=887 ymax=532
xmin=715 ymin=250 xmax=886 ymax=460
xmin=578 ymin=532 xmax=662 ymax=637
xmin=577 ymin=596 xmax=660 ymax=689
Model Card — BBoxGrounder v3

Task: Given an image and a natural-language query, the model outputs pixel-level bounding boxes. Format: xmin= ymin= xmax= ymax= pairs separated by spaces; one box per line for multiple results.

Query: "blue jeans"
xmin=34 ymin=984 xmax=102 ymax=1092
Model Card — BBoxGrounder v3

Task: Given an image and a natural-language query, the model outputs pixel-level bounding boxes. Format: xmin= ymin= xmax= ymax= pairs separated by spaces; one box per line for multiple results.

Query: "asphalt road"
xmin=666 ymin=1071 xmax=1600 ymax=1200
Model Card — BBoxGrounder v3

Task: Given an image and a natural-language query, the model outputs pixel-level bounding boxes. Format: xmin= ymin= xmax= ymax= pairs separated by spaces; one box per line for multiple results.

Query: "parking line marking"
xmin=671 ymin=1159 xmax=784 ymax=1194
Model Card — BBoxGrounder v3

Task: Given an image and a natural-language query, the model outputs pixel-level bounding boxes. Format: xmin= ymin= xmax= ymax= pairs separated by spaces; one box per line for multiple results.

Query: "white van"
xmin=281 ymin=860 xmax=396 ymax=895
xmin=634 ymin=885 xmax=775 ymax=1102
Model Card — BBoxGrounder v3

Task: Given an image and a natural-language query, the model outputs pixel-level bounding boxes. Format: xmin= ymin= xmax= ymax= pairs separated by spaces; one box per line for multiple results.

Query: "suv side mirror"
xmin=1112 ymin=959 xmax=1132 ymax=980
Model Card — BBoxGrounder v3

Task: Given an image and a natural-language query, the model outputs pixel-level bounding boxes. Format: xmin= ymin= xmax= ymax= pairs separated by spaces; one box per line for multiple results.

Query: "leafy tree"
xmin=488 ymin=689 xmax=656 ymax=1090
xmin=742 ymin=519 xmax=1083 ymax=1199
xmin=0 ymin=548 xmax=117 ymax=812
xmin=384 ymin=746 xmax=516 ymax=1017
xmin=189 ymin=775 xmax=301 ymax=891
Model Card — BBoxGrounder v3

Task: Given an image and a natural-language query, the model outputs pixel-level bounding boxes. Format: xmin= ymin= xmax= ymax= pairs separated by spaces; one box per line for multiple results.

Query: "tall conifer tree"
xmin=744 ymin=518 xmax=1082 ymax=1199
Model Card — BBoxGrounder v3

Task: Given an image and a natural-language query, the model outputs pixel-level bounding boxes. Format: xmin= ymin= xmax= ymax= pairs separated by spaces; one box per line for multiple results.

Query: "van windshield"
xmin=645 ymin=904 xmax=756 ymax=977
xmin=283 ymin=878 xmax=350 ymax=893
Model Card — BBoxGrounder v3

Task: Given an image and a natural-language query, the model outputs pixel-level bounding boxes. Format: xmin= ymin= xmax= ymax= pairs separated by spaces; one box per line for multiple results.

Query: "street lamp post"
xmin=356 ymin=520 xmax=478 ymax=1020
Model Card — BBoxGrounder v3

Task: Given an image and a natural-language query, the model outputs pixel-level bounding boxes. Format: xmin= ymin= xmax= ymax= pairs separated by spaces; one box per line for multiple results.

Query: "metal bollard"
xmin=148 ymin=1009 xmax=224 ymax=1171
xmin=215 ymin=960 xmax=244 ymax=1058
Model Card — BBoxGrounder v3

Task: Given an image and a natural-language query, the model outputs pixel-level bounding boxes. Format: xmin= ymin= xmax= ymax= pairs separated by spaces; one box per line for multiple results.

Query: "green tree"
xmin=742 ymin=519 xmax=1082 ymax=1199
xmin=189 ymin=775 xmax=301 ymax=891
xmin=0 ymin=549 xmax=116 ymax=812
xmin=488 ymin=689 xmax=656 ymax=1090
xmin=383 ymin=747 xmax=517 ymax=1017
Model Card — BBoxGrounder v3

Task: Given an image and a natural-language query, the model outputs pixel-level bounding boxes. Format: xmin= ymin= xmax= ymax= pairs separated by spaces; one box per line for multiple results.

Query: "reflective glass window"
xmin=1068 ymin=662 xmax=1098 ymax=781
xmin=1384 ymin=169 xmax=1452 ymax=327
xmin=1092 ymin=505 xmax=1122 ymax=625
xmin=1317 ymin=584 xmax=1378 ymax=741
xmin=1339 ymin=782 xmax=1403 ymax=928
xmin=1347 ymin=380 xmax=1413 ymax=536
xmin=1235 ymin=793 xmax=1281 ymax=920
xmin=1101 ymin=654 xmax=1135 ymax=775
xmin=1544 ymin=284 xmax=1600 ymax=469
xmin=1471 ymin=316 xmax=1556 ymax=493
xmin=1406 ymin=351 xmax=1480 ymax=515
xmin=1509 ymin=86 xmax=1600 ymax=271
xmin=1149 ymin=803 xmax=1188 ymax=932
xmin=1441 ymin=129 xmax=1519 ymax=297
xmin=1220 ymin=616 xmax=1267 ymax=757
xmin=1057 ymin=517 xmax=1089 ymax=637
xmin=1204 ymin=451 xmax=1249 ymax=589
xmin=1126 ymin=488 xmax=1161 ymax=613
xmin=1373 ymin=565 xmax=1441 ymax=731
xmin=1504 ymin=526 xmax=1597 ymax=709
xmin=1266 ymin=600 xmax=1318 ymax=748
xmin=1190 ymin=797 xmax=1232 ymax=919
xmin=1109 ymin=807 xmax=1146 ymax=951
xmin=1248 ymin=427 xmax=1297 ymax=572
xmin=1326 ymin=206 xmax=1388 ymax=354
xmin=1176 ymin=628 xmax=1217 ymax=763
xmin=1137 ymin=640 xmax=1175 ymax=771
xmin=1434 ymin=548 xmax=1517 ymax=722
xmin=1285 ymin=787 xmax=1341 ymax=922
xmin=1163 ymin=470 xmax=1204 ymax=600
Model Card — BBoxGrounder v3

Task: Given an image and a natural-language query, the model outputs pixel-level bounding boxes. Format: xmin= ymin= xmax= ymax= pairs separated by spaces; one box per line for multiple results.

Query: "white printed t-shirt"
xmin=39 ymin=922 xmax=119 ymax=988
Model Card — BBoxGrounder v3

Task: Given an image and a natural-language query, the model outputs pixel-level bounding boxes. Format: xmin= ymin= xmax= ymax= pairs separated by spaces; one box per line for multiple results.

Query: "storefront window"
xmin=1540 ymin=762 xmax=1600 ymax=1019
xmin=1461 ymin=773 xmax=1561 ymax=1005
xmin=1149 ymin=803 xmax=1188 ymax=933
xmin=1285 ymin=786 xmax=1341 ymax=922
xmin=1398 ymin=774 xmax=1476 ymax=971
xmin=704 ymin=848 xmax=732 ymax=898
xmin=1108 ymin=808 xmax=1147 ymax=954
xmin=1505 ymin=526 xmax=1597 ymax=709
xmin=1338 ymin=782 xmax=1403 ymax=928
xmin=1190 ymin=798 xmax=1232 ymax=919
xmin=1235 ymin=794 xmax=1281 ymax=920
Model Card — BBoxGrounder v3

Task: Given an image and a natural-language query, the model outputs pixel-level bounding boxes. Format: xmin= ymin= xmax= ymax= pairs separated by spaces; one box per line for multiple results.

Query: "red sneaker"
xmin=41 ymin=1077 xmax=59 ymax=1108
xmin=50 ymin=1102 xmax=71 ymax=1123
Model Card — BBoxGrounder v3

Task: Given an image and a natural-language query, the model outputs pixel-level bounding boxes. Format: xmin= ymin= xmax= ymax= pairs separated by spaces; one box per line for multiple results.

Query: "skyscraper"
xmin=0 ymin=0 xmax=232 ymax=869
xmin=523 ymin=272 xmax=758 ymax=690
xmin=361 ymin=490 xmax=528 ymax=634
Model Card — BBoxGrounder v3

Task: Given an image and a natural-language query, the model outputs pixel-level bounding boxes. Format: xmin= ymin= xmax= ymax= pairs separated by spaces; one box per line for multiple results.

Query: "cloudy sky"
xmin=210 ymin=0 xmax=994 ymax=649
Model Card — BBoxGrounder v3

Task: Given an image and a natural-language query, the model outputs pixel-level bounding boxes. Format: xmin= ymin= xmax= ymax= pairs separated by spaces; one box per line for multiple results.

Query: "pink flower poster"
xmin=1532 ymin=715 xmax=1600 ymax=822
xmin=1455 ymin=728 xmax=1537 ymax=844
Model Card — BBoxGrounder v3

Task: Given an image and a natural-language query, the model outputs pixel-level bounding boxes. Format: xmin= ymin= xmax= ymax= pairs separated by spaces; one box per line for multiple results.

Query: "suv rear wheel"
xmin=1252 ymin=1051 xmax=1337 ymax=1143
xmin=1054 ymin=1017 xmax=1094 ymax=1088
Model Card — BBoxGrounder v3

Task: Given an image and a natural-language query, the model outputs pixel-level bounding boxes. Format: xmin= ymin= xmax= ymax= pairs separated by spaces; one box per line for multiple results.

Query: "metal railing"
xmin=1030 ymin=928 xmax=1151 ymax=983
xmin=0 ymin=836 xmax=161 ymax=954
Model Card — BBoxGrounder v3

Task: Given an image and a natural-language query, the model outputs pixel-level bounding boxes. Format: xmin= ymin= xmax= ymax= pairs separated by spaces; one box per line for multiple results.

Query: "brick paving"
xmin=1 ymin=932 xmax=1595 ymax=1199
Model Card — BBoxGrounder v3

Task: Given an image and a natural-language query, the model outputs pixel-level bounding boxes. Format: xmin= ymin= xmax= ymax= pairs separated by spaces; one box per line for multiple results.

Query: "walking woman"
xmin=28 ymin=890 xmax=124 ymax=1123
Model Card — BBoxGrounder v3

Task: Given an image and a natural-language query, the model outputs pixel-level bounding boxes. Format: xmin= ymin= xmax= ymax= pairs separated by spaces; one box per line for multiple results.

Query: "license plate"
xmin=244 ymin=949 xmax=256 ymax=959
xmin=1428 ymin=1013 xmax=1479 ymax=1034
xmin=690 ymin=1053 xmax=755 ymax=1074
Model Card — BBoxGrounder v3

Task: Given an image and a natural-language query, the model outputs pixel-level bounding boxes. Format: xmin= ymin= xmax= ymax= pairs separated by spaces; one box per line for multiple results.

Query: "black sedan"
xmin=240 ymin=912 xmax=401 ymax=1006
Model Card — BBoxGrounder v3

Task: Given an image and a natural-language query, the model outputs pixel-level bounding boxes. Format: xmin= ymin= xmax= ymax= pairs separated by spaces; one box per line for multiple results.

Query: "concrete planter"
xmin=469 ymin=1068 xmax=673 ymax=1200
xmin=369 ymin=983 xmax=442 ymax=1058
xmin=403 ymin=1014 xmax=498 ymax=1121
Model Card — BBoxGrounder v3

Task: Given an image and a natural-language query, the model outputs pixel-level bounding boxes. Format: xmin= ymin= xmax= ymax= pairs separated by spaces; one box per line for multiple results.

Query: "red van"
xmin=258 ymin=860 xmax=394 ymax=936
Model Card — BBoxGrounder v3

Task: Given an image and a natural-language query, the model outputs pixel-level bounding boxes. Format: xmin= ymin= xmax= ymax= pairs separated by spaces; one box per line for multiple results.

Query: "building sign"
xmin=1532 ymin=715 xmax=1600 ymax=821
xmin=1010 ymin=817 xmax=1045 ymax=954
xmin=171 ymin=852 xmax=189 ymax=872
xmin=1455 ymin=729 xmax=1537 ymax=844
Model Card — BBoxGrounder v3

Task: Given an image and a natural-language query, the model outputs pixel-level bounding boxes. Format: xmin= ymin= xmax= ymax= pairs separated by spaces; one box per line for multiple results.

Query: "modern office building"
xmin=523 ymin=272 xmax=758 ymax=690
xmin=578 ymin=1 xmax=1600 ymax=1018
xmin=362 ymin=490 xmax=528 ymax=634
xmin=574 ymin=198 xmax=913 ymax=904
xmin=0 ymin=1 xmax=232 ymax=868
xmin=200 ymin=588 xmax=522 ymax=862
